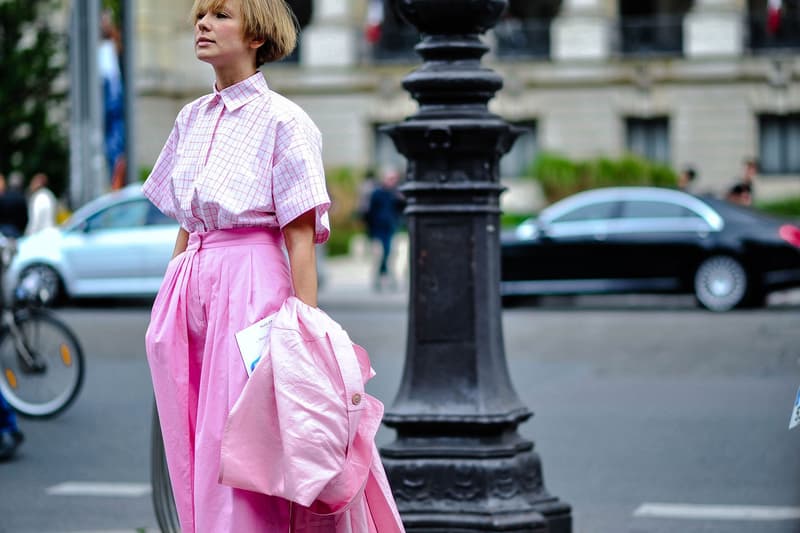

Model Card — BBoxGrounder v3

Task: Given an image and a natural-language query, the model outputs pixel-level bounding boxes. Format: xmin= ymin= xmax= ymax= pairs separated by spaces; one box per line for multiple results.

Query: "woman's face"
xmin=194 ymin=0 xmax=255 ymax=67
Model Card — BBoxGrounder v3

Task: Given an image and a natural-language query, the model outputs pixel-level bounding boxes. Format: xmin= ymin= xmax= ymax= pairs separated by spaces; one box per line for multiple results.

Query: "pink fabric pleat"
xmin=218 ymin=298 xmax=405 ymax=532
xmin=145 ymin=228 xmax=293 ymax=533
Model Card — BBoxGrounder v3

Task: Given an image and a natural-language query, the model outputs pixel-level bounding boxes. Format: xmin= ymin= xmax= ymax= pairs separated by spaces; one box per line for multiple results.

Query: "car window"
xmin=146 ymin=203 xmax=176 ymax=226
xmin=552 ymin=201 xmax=619 ymax=223
xmin=85 ymin=200 xmax=149 ymax=231
xmin=621 ymin=201 xmax=700 ymax=219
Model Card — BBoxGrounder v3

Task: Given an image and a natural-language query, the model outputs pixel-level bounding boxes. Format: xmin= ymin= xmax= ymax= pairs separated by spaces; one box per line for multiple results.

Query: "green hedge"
xmin=526 ymin=151 xmax=677 ymax=204
xmin=757 ymin=196 xmax=800 ymax=218
xmin=326 ymin=166 xmax=366 ymax=256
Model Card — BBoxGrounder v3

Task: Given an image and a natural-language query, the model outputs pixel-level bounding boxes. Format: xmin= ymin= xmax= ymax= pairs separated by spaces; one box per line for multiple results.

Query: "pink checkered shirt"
xmin=142 ymin=72 xmax=330 ymax=243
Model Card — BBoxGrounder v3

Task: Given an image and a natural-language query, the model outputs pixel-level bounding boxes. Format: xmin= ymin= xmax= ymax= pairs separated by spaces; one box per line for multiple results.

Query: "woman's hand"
xmin=283 ymin=210 xmax=318 ymax=307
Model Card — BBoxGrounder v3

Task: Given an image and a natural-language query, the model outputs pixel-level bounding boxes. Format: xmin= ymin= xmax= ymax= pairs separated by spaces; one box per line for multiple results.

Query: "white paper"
xmin=235 ymin=313 xmax=276 ymax=376
xmin=790 ymin=386 xmax=800 ymax=430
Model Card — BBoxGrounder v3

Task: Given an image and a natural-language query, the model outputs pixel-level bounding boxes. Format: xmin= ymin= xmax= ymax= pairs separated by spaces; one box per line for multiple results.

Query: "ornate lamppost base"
xmin=380 ymin=1 xmax=573 ymax=531
xmin=383 ymin=439 xmax=571 ymax=533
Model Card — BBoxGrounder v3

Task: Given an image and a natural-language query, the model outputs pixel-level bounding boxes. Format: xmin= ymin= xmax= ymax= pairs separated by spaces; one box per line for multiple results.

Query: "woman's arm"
xmin=172 ymin=227 xmax=189 ymax=259
xmin=283 ymin=210 xmax=318 ymax=307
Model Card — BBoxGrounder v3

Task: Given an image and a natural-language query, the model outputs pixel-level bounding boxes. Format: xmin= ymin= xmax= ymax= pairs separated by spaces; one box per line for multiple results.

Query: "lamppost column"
xmin=381 ymin=1 xmax=572 ymax=531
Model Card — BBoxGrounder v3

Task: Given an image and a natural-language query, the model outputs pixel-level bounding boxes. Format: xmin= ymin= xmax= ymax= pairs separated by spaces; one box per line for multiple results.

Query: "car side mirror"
xmin=536 ymin=220 xmax=553 ymax=240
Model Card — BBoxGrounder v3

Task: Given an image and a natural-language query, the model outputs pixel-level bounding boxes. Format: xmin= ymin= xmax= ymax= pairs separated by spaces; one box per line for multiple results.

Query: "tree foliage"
xmin=0 ymin=0 xmax=68 ymax=195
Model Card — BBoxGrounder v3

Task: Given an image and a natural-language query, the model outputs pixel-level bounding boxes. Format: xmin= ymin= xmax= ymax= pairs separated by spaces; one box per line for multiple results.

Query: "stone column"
xmin=301 ymin=0 xmax=357 ymax=68
xmin=684 ymin=0 xmax=746 ymax=57
xmin=551 ymin=0 xmax=615 ymax=61
xmin=136 ymin=0 xmax=204 ymax=87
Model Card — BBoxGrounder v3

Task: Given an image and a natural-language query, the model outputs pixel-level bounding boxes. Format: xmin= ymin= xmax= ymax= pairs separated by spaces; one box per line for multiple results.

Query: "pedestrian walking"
xmin=677 ymin=165 xmax=698 ymax=193
xmin=736 ymin=157 xmax=758 ymax=200
xmin=99 ymin=10 xmax=126 ymax=190
xmin=25 ymin=173 xmax=57 ymax=235
xmin=142 ymin=1 xmax=403 ymax=531
xmin=725 ymin=182 xmax=753 ymax=206
xmin=366 ymin=168 xmax=404 ymax=291
xmin=0 ymin=173 xmax=29 ymax=238
xmin=0 ymin=391 xmax=24 ymax=461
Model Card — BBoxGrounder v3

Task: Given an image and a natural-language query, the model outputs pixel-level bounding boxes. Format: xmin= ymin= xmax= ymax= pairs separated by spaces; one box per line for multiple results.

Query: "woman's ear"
xmin=249 ymin=37 xmax=265 ymax=50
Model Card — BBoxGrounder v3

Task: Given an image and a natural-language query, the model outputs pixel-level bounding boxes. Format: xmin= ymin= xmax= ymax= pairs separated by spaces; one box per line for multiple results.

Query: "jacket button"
xmin=351 ymin=393 xmax=362 ymax=406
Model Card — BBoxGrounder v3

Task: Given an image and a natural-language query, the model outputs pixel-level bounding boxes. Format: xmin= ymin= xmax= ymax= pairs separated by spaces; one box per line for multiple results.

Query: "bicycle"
xmin=0 ymin=235 xmax=85 ymax=418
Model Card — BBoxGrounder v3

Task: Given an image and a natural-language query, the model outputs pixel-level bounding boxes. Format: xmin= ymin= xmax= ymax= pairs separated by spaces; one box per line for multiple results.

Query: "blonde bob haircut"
xmin=190 ymin=0 xmax=298 ymax=66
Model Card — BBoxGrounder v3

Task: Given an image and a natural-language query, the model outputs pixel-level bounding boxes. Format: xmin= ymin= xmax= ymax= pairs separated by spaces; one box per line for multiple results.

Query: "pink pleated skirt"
xmin=145 ymin=228 xmax=293 ymax=532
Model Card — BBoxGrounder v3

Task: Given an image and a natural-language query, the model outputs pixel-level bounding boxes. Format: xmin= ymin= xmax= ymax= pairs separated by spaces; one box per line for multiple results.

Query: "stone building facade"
xmin=134 ymin=0 xmax=800 ymax=207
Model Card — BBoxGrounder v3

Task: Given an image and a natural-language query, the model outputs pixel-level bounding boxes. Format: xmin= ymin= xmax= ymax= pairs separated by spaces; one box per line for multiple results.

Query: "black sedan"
xmin=501 ymin=187 xmax=800 ymax=311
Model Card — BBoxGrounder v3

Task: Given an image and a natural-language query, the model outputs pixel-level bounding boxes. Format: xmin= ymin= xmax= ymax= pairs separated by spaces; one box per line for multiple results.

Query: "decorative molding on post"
xmin=684 ymin=0 xmax=745 ymax=58
xmin=381 ymin=1 xmax=572 ymax=531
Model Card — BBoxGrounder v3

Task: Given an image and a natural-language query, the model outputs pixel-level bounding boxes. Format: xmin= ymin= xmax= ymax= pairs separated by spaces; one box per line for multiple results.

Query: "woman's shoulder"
xmin=175 ymin=93 xmax=217 ymax=124
xmin=267 ymin=90 xmax=319 ymax=134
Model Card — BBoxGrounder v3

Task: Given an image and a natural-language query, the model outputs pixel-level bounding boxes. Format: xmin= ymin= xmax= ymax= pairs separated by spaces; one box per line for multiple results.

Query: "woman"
xmin=143 ymin=0 xmax=331 ymax=529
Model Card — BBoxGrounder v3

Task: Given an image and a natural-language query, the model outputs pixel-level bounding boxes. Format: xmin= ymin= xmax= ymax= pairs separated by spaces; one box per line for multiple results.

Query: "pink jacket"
xmin=219 ymin=297 xmax=405 ymax=532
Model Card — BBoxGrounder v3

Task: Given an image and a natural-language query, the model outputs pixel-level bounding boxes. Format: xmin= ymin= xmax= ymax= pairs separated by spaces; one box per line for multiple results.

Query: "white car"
xmin=4 ymin=185 xmax=179 ymax=305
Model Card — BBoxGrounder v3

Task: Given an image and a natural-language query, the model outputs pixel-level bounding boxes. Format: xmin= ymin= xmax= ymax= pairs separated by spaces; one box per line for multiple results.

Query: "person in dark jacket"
xmin=0 ymin=392 xmax=24 ymax=461
xmin=366 ymin=168 xmax=403 ymax=291
xmin=0 ymin=172 xmax=29 ymax=238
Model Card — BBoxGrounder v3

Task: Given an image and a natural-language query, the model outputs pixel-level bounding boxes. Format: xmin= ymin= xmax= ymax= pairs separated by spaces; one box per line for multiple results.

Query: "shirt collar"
xmin=211 ymin=71 xmax=269 ymax=112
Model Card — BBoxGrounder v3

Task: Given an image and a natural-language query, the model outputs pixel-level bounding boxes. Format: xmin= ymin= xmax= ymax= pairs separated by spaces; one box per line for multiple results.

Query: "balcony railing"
xmin=367 ymin=18 xmax=552 ymax=63
xmin=369 ymin=26 xmax=421 ymax=63
xmin=748 ymin=12 xmax=800 ymax=51
xmin=494 ymin=18 xmax=551 ymax=60
xmin=618 ymin=14 xmax=684 ymax=56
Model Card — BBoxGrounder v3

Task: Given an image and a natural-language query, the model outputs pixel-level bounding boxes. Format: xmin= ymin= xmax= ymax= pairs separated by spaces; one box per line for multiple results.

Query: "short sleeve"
xmin=272 ymin=118 xmax=331 ymax=244
xmin=142 ymin=114 xmax=181 ymax=220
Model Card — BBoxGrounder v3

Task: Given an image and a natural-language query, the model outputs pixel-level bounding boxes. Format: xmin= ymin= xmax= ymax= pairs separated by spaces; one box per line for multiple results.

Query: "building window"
xmin=759 ymin=114 xmax=800 ymax=174
xmin=494 ymin=0 xmax=558 ymax=60
xmin=625 ymin=117 xmax=670 ymax=164
xmin=500 ymin=121 xmax=537 ymax=179
xmin=365 ymin=0 xmax=420 ymax=63
xmin=278 ymin=0 xmax=311 ymax=64
xmin=748 ymin=0 xmax=800 ymax=51
xmin=618 ymin=0 xmax=690 ymax=56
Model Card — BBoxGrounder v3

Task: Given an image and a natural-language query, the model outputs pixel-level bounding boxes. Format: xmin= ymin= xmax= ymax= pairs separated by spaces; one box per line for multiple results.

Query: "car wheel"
xmin=693 ymin=256 xmax=747 ymax=312
xmin=18 ymin=265 xmax=63 ymax=306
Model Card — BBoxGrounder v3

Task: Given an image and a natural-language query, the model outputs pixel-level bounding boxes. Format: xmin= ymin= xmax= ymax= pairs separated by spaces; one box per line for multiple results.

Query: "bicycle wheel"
xmin=0 ymin=308 xmax=84 ymax=418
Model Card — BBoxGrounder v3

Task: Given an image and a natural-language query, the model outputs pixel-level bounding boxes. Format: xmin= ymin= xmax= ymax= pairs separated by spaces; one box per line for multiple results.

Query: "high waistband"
xmin=186 ymin=227 xmax=283 ymax=251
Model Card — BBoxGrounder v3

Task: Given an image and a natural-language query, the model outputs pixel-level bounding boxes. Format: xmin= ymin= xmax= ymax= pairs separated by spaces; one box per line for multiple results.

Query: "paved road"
xmin=1 ymin=294 xmax=798 ymax=533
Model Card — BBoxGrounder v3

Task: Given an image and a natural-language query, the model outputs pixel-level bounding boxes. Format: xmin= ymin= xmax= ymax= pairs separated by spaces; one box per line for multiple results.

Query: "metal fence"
xmin=617 ymin=14 xmax=684 ymax=56
xmin=494 ymin=18 xmax=552 ymax=60
xmin=369 ymin=26 xmax=421 ymax=63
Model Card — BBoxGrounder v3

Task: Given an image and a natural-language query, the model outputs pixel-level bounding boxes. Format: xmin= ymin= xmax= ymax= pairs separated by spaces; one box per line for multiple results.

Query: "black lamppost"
xmin=380 ymin=1 xmax=572 ymax=531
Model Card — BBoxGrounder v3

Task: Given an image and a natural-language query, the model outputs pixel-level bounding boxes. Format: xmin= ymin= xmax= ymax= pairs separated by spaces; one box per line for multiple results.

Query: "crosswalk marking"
xmin=634 ymin=503 xmax=800 ymax=521
xmin=46 ymin=482 xmax=151 ymax=498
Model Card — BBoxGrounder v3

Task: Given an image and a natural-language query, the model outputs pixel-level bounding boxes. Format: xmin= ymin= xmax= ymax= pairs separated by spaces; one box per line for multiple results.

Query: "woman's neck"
xmin=214 ymin=64 xmax=257 ymax=91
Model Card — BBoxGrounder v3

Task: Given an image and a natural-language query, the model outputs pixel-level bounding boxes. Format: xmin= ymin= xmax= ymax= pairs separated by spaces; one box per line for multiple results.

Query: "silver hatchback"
xmin=3 ymin=185 xmax=179 ymax=305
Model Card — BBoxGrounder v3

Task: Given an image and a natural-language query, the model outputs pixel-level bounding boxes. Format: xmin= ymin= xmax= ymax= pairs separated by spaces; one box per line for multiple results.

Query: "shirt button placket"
xmin=202 ymin=98 xmax=225 ymax=168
